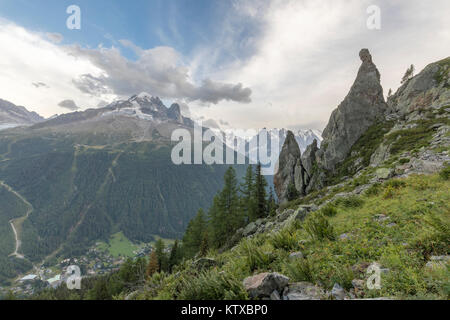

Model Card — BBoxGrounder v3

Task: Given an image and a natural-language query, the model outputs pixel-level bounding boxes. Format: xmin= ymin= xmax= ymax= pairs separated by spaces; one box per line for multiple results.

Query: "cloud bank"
xmin=68 ymin=44 xmax=252 ymax=104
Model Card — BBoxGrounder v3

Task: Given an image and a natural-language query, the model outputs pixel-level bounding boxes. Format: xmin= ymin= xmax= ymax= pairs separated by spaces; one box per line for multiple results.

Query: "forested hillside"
xmin=0 ymin=130 xmax=245 ymax=281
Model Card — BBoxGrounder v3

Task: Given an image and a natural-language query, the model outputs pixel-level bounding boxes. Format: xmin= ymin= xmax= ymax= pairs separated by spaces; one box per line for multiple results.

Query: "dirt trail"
xmin=0 ymin=181 xmax=33 ymax=259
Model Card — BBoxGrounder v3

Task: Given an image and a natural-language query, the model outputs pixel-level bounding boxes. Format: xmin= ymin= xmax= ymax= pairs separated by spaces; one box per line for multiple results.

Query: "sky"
xmin=0 ymin=0 xmax=449 ymax=131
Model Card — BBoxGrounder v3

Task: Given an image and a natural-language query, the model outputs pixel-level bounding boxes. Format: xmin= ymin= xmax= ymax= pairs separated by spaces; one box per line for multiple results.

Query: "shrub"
xmin=399 ymin=158 xmax=410 ymax=165
xmin=385 ymin=179 xmax=406 ymax=189
xmin=287 ymin=182 xmax=299 ymax=201
xmin=439 ymin=164 xmax=450 ymax=180
xmin=334 ymin=196 xmax=364 ymax=208
xmin=320 ymin=204 xmax=338 ymax=217
xmin=304 ymin=212 xmax=336 ymax=241
xmin=412 ymin=212 xmax=450 ymax=257
xmin=285 ymin=258 xmax=315 ymax=282
xmin=240 ymin=240 xmax=274 ymax=272
xmin=270 ymin=228 xmax=298 ymax=251
xmin=178 ymin=269 xmax=248 ymax=300
xmin=383 ymin=185 xmax=396 ymax=199
xmin=365 ymin=183 xmax=381 ymax=197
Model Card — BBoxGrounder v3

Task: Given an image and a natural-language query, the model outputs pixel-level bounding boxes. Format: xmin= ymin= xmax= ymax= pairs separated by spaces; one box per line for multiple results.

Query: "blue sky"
xmin=0 ymin=0 xmax=228 ymax=57
xmin=0 ymin=0 xmax=449 ymax=130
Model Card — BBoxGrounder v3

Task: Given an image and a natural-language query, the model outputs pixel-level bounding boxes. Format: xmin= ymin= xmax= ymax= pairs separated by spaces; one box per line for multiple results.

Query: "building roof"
xmin=20 ymin=274 xmax=38 ymax=281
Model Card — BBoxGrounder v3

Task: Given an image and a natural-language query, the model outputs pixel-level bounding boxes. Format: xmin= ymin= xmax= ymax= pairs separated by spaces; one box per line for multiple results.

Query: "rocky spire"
xmin=318 ymin=48 xmax=387 ymax=171
xmin=274 ymin=130 xmax=302 ymax=203
xmin=168 ymin=103 xmax=183 ymax=123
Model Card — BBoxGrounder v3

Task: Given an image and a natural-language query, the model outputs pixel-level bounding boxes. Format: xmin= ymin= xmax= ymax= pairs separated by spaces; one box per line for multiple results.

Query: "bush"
xmin=269 ymin=228 xmax=298 ymax=251
xmin=285 ymin=258 xmax=315 ymax=282
xmin=439 ymin=164 xmax=450 ymax=180
xmin=178 ymin=269 xmax=248 ymax=300
xmin=412 ymin=212 xmax=450 ymax=257
xmin=383 ymin=185 xmax=396 ymax=199
xmin=304 ymin=212 xmax=336 ymax=241
xmin=320 ymin=204 xmax=338 ymax=217
xmin=365 ymin=183 xmax=381 ymax=197
xmin=334 ymin=196 xmax=364 ymax=208
xmin=399 ymin=158 xmax=410 ymax=165
xmin=240 ymin=240 xmax=274 ymax=272
xmin=287 ymin=182 xmax=299 ymax=201
xmin=385 ymin=179 xmax=406 ymax=189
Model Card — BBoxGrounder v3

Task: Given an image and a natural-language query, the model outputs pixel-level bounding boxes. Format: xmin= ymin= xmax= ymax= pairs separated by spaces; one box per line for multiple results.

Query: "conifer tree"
xmin=209 ymin=166 xmax=241 ymax=248
xmin=268 ymin=187 xmax=278 ymax=216
xmin=240 ymin=165 xmax=255 ymax=222
xmin=254 ymin=163 xmax=268 ymax=219
xmin=146 ymin=250 xmax=159 ymax=278
xmin=168 ymin=240 xmax=180 ymax=272
xmin=199 ymin=232 xmax=209 ymax=256
xmin=182 ymin=208 xmax=207 ymax=258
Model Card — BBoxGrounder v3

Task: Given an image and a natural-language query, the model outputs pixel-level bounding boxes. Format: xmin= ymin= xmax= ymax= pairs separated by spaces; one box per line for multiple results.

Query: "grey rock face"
xmin=331 ymin=283 xmax=346 ymax=300
xmin=243 ymin=272 xmax=290 ymax=299
xmin=274 ymin=131 xmax=302 ymax=202
xmin=388 ymin=57 xmax=449 ymax=117
xmin=319 ymin=49 xmax=387 ymax=172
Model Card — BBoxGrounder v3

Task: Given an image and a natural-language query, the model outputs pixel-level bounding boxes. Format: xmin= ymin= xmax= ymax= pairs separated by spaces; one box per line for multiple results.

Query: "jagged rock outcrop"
xmin=274 ymin=131 xmax=302 ymax=202
xmin=168 ymin=103 xmax=183 ymax=123
xmin=275 ymin=49 xmax=390 ymax=198
xmin=318 ymin=49 xmax=387 ymax=172
xmin=388 ymin=57 xmax=449 ymax=119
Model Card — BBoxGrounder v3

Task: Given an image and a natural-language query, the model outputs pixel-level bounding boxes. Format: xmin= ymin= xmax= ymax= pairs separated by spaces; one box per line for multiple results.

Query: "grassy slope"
xmin=138 ymin=172 xmax=449 ymax=300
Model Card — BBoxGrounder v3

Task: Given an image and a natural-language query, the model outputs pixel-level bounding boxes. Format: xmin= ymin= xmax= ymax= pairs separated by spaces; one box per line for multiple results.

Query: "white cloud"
xmin=188 ymin=0 xmax=450 ymax=130
xmin=0 ymin=19 xmax=115 ymax=118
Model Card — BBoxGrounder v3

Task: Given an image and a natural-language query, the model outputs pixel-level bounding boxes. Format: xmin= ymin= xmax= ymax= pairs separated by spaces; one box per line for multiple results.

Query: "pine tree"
xmin=254 ymin=163 xmax=268 ymax=219
xmin=268 ymin=187 xmax=278 ymax=216
xmin=168 ymin=240 xmax=180 ymax=272
xmin=146 ymin=250 xmax=159 ymax=278
xmin=209 ymin=166 xmax=241 ymax=248
xmin=401 ymin=64 xmax=415 ymax=84
xmin=182 ymin=208 xmax=207 ymax=258
xmin=199 ymin=232 xmax=209 ymax=257
xmin=240 ymin=165 xmax=255 ymax=222
xmin=387 ymin=88 xmax=392 ymax=98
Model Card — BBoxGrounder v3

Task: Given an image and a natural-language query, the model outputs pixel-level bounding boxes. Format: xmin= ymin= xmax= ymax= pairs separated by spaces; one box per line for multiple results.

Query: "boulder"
xmin=282 ymin=282 xmax=325 ymax=300
xmin=375 ymin=168 xmax=393 ymax=180
xmin=331 ymin=283 xmax=346 ymax=300
xmin=243 ymin=272 xmax=290 ymax=299
xmin=242 ymin=222 xmax=257 ymax=237
xmin=270 ymin=290 xmax=281 ymax=300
